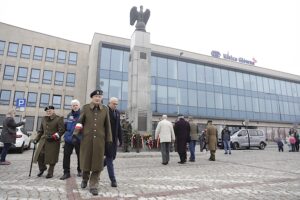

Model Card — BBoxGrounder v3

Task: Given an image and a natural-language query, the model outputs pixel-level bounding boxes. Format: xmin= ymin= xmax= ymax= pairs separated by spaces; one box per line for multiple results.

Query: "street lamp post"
xmin=176 ymin=52 xmax=183 ymax=115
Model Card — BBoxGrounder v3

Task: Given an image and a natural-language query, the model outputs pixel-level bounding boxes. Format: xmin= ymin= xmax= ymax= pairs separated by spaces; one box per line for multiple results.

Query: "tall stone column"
xmin=128 ymin=30 xmax=152 ymax=134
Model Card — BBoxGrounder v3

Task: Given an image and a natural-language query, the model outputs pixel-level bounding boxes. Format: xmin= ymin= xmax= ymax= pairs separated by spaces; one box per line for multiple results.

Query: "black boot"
xmin=60 ymin=173 xmax=70 ymax=180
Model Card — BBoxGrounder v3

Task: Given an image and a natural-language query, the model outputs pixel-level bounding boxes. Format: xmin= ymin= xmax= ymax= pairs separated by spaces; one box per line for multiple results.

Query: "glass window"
xmin=27 ymin=92 xmax=37 ymax=107
xmin=3 ymin=65 xmax=15 ymax=80
xmin=213 ymin=68 xmax=221 ymax=86
xmin=54 ymin=71 xmax=64 ymax=85
xmin=157 ymin=85 xmax=167 ymax=104
xmin=238 ymin=96 xmax=246 ymax=111
xmin=205 ymin=66 xmax=213 ymax=85
xmin=285 ymin=82 xmax=292 ymax=97
xmin=282 ymin=101 xmax=289 ymax=115
xmin=42 ymin=70 xmax=52 ymax=84
xmin=0 ymin=90 xmax=11 ymax=105
xmin=13 ymin=91 xmax=25 ymax=106
xmin=45 ymin=48 xmax=55 ymax=62
xmin=221 ymin=69 xmax=229 ymax=87
xmin=68 ymin=52 xmax=77 ymax=65
xmin=236 ymin=72 xmax=244 ymax=89
xmin=214 ymin=93 xmax=223 ymax=109
xmin=168 ymin=87 xmax=177 ymax=105
xmin=109 ymin=80 xmax=122 ymax=99
xmin=271 ymin=100 xmax=279 ymax=114
xmin=198 ymin=91 xmax=206 ymax=107
xmin=167 ymin=59 xmax=177 ymax=79
xmin=33 ymin=46 xmax=43 ymax=60
xmin=17 ymin=67 xmax=28 ymax=81
xmin=122 ymin=81 xmax=128 ymax=100
xmin=123 ymin=51 xmax=129 ymax=72
xmin=265 ymin=99 xmax=272 ymax=113
xmin=269 ymin=78 xmax=276 ymax=94
xmin=21 ymin=44 xmax=31 ymax=59
xmin=196 ymin=64 xmax=205 ymax=83
xmin=52 ymin=95 xmax=62 ymax=109
xmin=223 ymin=93 xmax=231 ymax=109
xmin=99 ymin=78 xmax=109 ymax=95
xmin=245 ymin=97 xmax=253 ymax=112
xmin=24 ymin=116 xmax=35 ymax=131
xmin=151 ymin=56 xmax=157 ymax=76
xmin=243 ymin=73 xmax=251 ymax=90
xmin=291 ymin=83 xmax=298 ymax=97
xmin=157 ymin=57 xmax=167 ymax=78
xmin=36 ymin=117 xmax=43 ymax=131
xmin=64 ymin=95 xmax=73 ymax=109
xmin=7 ymin=42 xmax=18 ymax=57
xmin=40 ymin=93 xmax=50 ymax=107
xmin=231 ymin=95 xmax=238 ymax=110
xmin=30 ymin=69 xmax=40 ymax=83
xmin=151 ymin=85 xmax=156 ymax=104
xmin=178 ymin=88 xmax=188 ymax=106
xmin=297 ymin=84 xmax=300 ymax=97
xmin=256 ymin=76 xmax=264 ymax=92
xmin=259 ymin=98 xmax=266 ymax=113
xmin=206 ymin=92 xmax=215 ymax=108
xmin=280 ymin=81 xmax=287 ymax=96
xmin=178 ymin=61 xmax=187 ymax=81
xmin=263 ymin=77 xmax=270 ymax=93
xmin=274 ymin=80 xmax=281 ymax=95
xmin=250 ymin=75 xmax=258 ymax=91
xmin=188 ymin=89 xmax=197 ymax=107
xmin=0 ymin=40 xmax=5 ymax=55
xmin=66 ymin=73 xmax=75 ymax=87
xmin=288 ymin=102 xmax=295 ymax=115
xmin=229 ymin=71 xmax=237 ymax=88
xmin=57 ymin=50 xmax=66 ymax=64
xmin=100 ymin=47 xmax=111 ymax=70
xmin=252 ymin=97 xmax=259 ymax=112
xmin=187 ymin=63 xmax=196 ymax=82
xmin=111 ymin=49 xmax=123 ymax=71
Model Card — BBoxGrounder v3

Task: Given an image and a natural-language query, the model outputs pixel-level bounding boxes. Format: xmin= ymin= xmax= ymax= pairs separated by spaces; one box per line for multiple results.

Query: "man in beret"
xmin=206 ymin=120 xmax=218 ymax=161
xmin=73 ymin=89 xmax=112 ymax=196
xmin=33 ymin=105 xmax=65 ymax=178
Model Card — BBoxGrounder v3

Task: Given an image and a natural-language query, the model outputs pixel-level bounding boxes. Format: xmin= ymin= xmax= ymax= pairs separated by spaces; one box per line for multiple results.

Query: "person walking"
xmin=73 ymin=89 xmax=112 ymax=196
xmin=155 ymin=115 xmax=175 ymax=165
xmin=60 ymin=99 xmax=82 ymax=180
xmin=33 ymin=106 xmax=65 ymax=178
xmin=104 ymin=97 xmax=122 ymax=187
xmin=188 ymin=116 xmax=198 ymax=162
xmin=174 ymin=114 xmax=190 ymax=164
xmin=206 ymin=120 xmax=218 ymax=161
xmin=0 ymin=109 xmax=25 ymax=165
xmin=221 ymin=127 xmax=231 ymax=155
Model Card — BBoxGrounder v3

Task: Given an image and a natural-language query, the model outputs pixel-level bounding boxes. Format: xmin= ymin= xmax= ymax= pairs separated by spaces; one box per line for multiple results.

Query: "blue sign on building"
xmin=16 ymin=98 xmax=26 ymax=108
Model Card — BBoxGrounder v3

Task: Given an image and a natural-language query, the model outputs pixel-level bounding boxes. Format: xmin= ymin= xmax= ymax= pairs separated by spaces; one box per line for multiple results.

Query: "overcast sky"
xmin=1 ymin=0 xmax=299 ymax=75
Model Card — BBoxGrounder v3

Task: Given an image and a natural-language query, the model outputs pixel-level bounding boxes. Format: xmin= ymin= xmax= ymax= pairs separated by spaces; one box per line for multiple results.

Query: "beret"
xmin=90 ymin=89 xmax=103 ymax=98
xmin=44 ymin=105 xmax=55 ymax=111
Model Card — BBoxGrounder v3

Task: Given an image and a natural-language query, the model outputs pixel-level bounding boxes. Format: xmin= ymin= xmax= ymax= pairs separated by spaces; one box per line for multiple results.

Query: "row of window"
xmin=3 ymin=65 xmax=75 ymax=86
xmin=0 ymin=40 xmax=78 ymax=65
xmin=0 ymin=90 xmax=73 ymax=109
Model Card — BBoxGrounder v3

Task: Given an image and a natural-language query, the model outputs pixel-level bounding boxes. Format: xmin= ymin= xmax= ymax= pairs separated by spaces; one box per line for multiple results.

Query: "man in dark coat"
xmin=174 ymin=114 xmax=190 ymax=164
xmin=73 ymin=89 xmax=112 ymax=196
xmin=0 ymin=109 xmax=25 ymax=165
xmin=221 ymin=126 xmax=231 ymax=155
xmin=33 ymin=106 xmax=65 ymax=178
xmin=104 ymin=97 xmax=122 ymax=187
xmin=60 ymin=99 xmax=82 ymax=180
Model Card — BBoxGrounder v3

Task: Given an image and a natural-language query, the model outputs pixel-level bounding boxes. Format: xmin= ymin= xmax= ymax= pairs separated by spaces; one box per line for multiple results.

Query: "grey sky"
xmin=1 ymin=0 xmax=299 ymax=75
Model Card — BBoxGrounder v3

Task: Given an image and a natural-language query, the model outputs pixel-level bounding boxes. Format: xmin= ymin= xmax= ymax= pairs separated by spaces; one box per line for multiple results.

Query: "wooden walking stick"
xmin=29 ymin=143 xmax=36 ymax=177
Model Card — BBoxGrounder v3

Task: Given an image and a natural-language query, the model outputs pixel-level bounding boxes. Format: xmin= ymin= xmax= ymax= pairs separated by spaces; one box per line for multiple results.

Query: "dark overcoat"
xmin=206 ymin=124 xmax=217 ymax=151
xmin=33 ymin=114 xmax=65 ymax=164
xmin=105 ymin=106 xmax=122 ymax=159
xmin=1 ymin=117 xmax=25 ymax=144
xmin=75 ymin=103 xmax=112 ymax=172
xmin=174 ymin=118 xmax=190 ymax=153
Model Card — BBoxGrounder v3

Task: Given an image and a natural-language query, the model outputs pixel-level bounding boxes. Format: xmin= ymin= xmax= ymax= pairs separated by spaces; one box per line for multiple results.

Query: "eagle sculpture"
xmin=130 ymin=5 xmax=150 ymax=32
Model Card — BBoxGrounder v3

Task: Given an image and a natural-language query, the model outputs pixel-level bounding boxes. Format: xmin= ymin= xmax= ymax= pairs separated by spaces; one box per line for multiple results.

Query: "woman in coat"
xmin=0 ymin=109 xmax=25 ymax=165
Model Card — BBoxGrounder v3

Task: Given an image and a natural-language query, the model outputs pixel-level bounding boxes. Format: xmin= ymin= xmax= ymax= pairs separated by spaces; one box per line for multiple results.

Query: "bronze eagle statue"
xmin=130 ymin=5 xmax=150 ymax=32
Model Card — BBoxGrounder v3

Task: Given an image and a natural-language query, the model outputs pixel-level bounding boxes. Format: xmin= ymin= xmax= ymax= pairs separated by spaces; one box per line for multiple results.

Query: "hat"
xmin=44 ymin=105 xmax=55 ymax=111
xmin=177 ymin=113 xmax=184 ymax=118
xmin=90 ymin=89 xmax=103 ymax=98
xmin=207 ymin=120 xmax=212 ymax=123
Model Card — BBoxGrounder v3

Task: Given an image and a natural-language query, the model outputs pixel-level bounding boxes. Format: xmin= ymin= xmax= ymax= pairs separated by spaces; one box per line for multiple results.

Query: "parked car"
xmin=0 ymin=125 xmax=31 ymax=153
xmin=230 ymin=129 xmax=267 ymax=150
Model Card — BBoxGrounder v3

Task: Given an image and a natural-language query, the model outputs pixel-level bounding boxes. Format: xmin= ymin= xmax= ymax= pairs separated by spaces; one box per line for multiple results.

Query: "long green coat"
xmin=75 ymin=103 xmax=112 ymax=172
xmin=206 ymin=124 xmax=217 ymax=151
xmin=33 ymin=114 xmax=65 ymax=164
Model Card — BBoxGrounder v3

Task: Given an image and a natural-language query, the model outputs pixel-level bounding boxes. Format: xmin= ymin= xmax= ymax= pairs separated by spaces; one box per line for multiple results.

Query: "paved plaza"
xmin=0 ymin=144 xmax=300 ymax=200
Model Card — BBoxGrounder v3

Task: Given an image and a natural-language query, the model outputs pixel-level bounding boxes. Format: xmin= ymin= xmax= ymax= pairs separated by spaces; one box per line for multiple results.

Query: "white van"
xmin=231 ymin=129 xmax=267 ymax=150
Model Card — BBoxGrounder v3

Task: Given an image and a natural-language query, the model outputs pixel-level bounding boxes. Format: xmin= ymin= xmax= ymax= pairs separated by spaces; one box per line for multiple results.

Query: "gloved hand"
xmin=51 ymin=132 xmax=60 ymax=141
xmin=75 ymin=123 xmax=83 ymax=130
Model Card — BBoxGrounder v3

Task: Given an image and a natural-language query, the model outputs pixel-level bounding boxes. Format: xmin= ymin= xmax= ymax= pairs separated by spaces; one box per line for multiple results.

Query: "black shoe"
xmin=60 ymin=173 xmax=70 ymax=180
xmin=37 ymin=169 xmax=46 ymax=177
xmin=111 ymin=181 xmax=117 ymax=187
xmin=178 ymin=161 xmax=185 ymax=164
xmin=89 ymin=188 xmax=98 ymax=195
xmin=46 ymin=174 xmax=53 ymax=178
xmin=189 ymin=159 xmax=195 ymax=162
xmin=162 ymin=162 xmax=168 ymax=165
xmin=81 ymin=181 xmax=87 ymax=188
xmin=77 ymin=171 xmax=82 ymax=177
xmin=209 ymin=158 xmax=215 ymax=161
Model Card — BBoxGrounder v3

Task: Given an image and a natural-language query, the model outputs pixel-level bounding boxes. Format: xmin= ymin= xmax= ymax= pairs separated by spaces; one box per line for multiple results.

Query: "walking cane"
xmin=29 ymin=143 xmax=36 ymax=177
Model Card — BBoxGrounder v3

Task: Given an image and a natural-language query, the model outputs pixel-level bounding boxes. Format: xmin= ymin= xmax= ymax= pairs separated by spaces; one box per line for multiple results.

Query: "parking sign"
xmin=16 ymin=98 xmax=26 ymax=108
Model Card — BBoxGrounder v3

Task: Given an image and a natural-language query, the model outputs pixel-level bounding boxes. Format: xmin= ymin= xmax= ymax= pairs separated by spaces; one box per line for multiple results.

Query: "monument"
xmin=128 ymin=5 xmax=152 ymax=133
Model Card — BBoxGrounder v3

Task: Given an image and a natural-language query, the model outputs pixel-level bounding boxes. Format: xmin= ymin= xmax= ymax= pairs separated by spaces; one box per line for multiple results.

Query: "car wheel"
xmin=233 ymin=142 xmax=239 ymax=150
xmin=259 ymin=142 xmax=266 ymax=150
xmin=18 ymin=143 xmax=24 ymax=153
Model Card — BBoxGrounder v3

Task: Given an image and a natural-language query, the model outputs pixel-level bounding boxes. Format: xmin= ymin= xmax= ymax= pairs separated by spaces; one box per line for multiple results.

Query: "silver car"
xmin=231 ymin=129 xmax=267 ymax=150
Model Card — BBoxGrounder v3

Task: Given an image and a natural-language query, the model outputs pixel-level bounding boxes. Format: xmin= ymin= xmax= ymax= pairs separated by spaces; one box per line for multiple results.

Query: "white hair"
xmin=109 ymin=97 xmax=119 ymax=103
xmin=162 ymin=115 xmax=167 ymax=119
xmin=71 ymin=99 xmax=80 ymax=106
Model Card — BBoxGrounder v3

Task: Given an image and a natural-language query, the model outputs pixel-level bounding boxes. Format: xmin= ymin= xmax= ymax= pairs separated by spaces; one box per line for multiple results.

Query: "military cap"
xmin=207 ymin=119 xmax=213 ymax=123
xmin=90 ymin=89 xmax=103 ymax=98
xmin=44 ymin=105 xmax=55 ymax=111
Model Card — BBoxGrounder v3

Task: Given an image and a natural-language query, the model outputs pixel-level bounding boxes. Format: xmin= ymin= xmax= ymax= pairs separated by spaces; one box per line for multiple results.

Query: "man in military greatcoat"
xmin=174 ymin=114 xmax=190 ymax=164
xmin=73 ymin=89 xmax=112 ymax=196
xmin=206 ymin=120 xmax=218 ymax=161
xmin=33 ymin=106 xmax=65 ymax=178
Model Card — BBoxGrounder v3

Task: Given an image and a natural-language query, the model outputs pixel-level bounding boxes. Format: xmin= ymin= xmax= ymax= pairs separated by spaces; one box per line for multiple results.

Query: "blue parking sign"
xmin=16 ymin=98 xmax=26 ymax=108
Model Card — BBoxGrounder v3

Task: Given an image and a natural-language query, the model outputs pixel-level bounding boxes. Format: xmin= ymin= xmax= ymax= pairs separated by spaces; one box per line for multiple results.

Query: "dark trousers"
xmin=178 ymin=151 xmax=187 ymax=162
xmin=63 ymin=142 xmax=80 ymax=174
xmin=104 ymin=157 xmax=116 ymax=182
xmin=295 ymin=141 xmax=299 ymax=151
xmin=189 ymin=141 xmax=196 ymax=161
xmin=1 ymin=143 xmax=11 ymax=162
xmin=160 ymin=142 xmax=171 ymax=163
xmin=278 ymin=146 xmax=283 ymax=152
